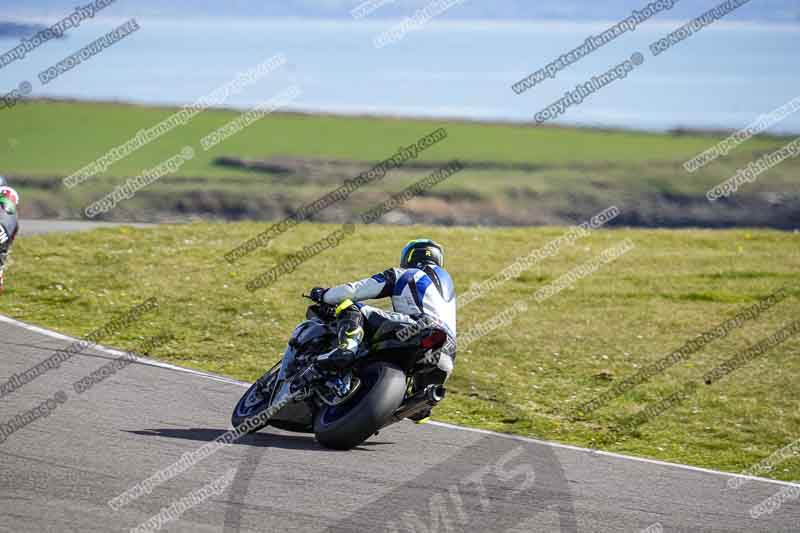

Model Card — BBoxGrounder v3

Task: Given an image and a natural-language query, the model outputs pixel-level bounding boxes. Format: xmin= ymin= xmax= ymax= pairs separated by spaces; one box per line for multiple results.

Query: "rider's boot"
xmin=408 ymin=407 xmax=432 ymax=424
xmin=315 ymin=299 xmax=365 ymax=372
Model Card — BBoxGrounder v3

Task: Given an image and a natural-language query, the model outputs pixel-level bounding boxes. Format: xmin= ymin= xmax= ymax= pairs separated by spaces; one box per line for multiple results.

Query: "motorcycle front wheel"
xmin=231 ymin=363 xmax=280 ymax=433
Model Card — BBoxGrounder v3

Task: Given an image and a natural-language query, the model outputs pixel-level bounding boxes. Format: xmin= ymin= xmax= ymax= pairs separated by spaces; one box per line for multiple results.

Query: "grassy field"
xmin=2 ymin=99 xmax=798 ymax=227
xmin=3 ymin=100 xmax=766 ymax=175
xmin=2 ymin=222 xmax=799 ymax=480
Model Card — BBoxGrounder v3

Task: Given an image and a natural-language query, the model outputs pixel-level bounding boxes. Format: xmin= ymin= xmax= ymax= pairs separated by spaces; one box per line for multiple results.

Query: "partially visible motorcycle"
xmin=0 ymin=197 xmax=18 ymax=294
xmin=231 ymin=296 xmax=449 ymax=450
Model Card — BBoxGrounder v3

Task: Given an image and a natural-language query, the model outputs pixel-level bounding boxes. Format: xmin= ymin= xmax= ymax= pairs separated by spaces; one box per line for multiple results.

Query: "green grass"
xmin=4 ymin=100 xmax=782 ymax=178
xmin=2 ymin=223 xmax=799 ymax=480
xmin=4 ymin=100 xmax=799 ymax=227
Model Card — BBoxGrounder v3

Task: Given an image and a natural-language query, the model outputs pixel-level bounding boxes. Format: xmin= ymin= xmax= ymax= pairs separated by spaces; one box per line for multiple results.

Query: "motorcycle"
xmin=0 ymin=198 xmax=18 ymax=293
xmin=231 ymin=296 xmax=450 ymax=450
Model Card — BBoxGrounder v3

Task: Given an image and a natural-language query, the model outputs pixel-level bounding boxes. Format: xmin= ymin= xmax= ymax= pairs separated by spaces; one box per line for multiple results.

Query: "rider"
xmin=0 ymin=176 xmax=20 ymax=293
xmin=309 ymin=239 xmax=456 ymax=423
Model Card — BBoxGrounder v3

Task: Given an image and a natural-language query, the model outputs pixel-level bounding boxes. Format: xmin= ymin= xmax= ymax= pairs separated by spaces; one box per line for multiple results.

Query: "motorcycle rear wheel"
xmin=313 ymin=362 xmax=406 ymax=450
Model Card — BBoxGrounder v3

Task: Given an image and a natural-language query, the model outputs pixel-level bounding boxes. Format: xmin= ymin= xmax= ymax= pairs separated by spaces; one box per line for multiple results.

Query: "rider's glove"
xmin=309 ymin=287 xmax=329 ymax=304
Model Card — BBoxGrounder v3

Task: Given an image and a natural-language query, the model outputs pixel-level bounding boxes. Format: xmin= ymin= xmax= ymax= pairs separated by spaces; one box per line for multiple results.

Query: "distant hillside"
xmin=2 ymin=100 xmax=798 ymax=230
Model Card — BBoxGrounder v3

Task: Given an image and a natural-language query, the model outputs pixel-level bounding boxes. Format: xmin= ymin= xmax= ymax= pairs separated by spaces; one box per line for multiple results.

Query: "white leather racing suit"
xmin=323 ymin=264 xmax=456 ymax=379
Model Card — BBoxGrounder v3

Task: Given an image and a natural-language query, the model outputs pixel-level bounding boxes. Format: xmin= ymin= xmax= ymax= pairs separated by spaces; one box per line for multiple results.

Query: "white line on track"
xmin=0 ymin=314 xmax=247 ymax=387
xmin=3 ymin=312 xmax=799 ymax=490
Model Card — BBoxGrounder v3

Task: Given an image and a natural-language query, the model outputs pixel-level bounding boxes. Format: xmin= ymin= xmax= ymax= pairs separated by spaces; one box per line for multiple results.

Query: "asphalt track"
xmin=2 ymin=222 xmax=800 ymax=532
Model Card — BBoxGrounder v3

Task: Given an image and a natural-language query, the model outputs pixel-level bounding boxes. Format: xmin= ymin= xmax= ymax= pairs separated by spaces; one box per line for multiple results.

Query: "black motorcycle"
xmin=231 ymin=297 xmax=449 ymax=449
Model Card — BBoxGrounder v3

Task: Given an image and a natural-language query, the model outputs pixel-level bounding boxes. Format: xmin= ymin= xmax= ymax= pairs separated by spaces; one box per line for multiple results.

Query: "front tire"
xmin=314 ymin=363 xmax=406 ymax=450
xmin=231 ymin=364 xmax=280 ymax=434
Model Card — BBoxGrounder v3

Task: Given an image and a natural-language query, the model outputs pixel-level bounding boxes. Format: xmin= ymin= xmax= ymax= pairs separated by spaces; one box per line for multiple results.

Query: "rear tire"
xmin=314 ymin=363 xmax=406 ymax=450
